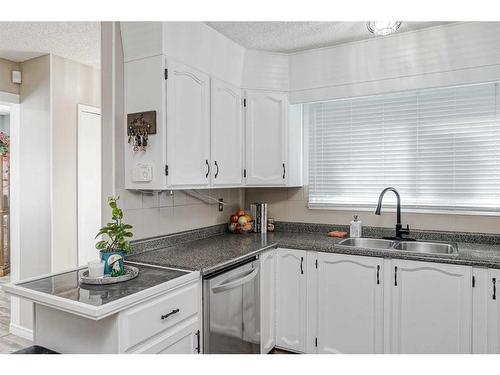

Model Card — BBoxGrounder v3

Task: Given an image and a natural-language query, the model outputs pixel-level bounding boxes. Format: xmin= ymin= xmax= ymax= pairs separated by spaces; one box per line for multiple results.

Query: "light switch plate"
xmin=11 ymin=70 xmax=21 ymax=84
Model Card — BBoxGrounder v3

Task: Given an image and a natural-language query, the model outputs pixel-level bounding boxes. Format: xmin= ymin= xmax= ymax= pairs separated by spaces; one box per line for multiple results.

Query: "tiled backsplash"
xmin=246 ymin=186 xmax=500 ymax=235
xmin=119 ymin=188 xmax=243 ymax=240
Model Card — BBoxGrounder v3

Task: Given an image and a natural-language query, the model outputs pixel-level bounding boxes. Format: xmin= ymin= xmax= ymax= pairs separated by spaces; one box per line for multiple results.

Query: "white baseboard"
xmin=9 ymin=323 xmax=33 ymax=341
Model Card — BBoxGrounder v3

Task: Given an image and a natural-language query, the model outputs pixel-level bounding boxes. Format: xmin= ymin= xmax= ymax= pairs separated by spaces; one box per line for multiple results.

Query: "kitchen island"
xmin=3 ymin=263 xmax=201 ymax=353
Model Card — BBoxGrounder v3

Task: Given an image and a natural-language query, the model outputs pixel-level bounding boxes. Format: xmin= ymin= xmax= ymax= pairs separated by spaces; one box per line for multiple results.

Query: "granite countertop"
xmin=128 ymin=234 xmax=276 ymax=275
xmin=17 ymin=263 xmax=188 ymax=307
xmin=128 ymin=230 xmax=500 ymax=272
xmin=3 ymin=262 xmax=198 ymax=319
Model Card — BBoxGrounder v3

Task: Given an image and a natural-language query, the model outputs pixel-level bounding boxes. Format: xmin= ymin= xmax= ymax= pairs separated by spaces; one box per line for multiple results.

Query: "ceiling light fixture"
xmin=367 ymin=21 xmax=402 ymax=36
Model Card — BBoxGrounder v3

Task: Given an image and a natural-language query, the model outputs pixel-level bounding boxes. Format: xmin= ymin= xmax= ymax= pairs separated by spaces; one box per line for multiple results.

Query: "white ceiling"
xmin=0 ymin=22 xmax=100 ymax=68
xmin=206 ymin=21 xmax=452 ymax=53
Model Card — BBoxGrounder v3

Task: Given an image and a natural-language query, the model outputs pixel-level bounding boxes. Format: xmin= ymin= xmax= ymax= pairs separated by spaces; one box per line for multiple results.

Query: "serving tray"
xmin=80 ymin=265 xmax=139 ymax=285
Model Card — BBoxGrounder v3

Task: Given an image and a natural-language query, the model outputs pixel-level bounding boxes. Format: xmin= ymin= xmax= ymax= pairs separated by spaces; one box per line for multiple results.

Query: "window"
xmin=307 ymin=82 xmax=500 ymax=213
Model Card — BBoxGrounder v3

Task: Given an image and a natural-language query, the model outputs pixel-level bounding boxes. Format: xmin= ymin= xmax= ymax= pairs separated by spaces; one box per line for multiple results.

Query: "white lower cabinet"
xmin=317 ymin=253 xmax=384 ymax=354
xmin=34 ymin=277 xmax=202 ymax=354
xmin=275 ymin=248 xmax=307 ymax=352
xmin=389 ymin=260 xmax=472 ymax=354
xmin=270 ymin=250 xmax=477 ymax=354
xmin=260 ymin=249 xmax=276 ymax=354
xmin=486 ymin=269 xmax=500 ymax=353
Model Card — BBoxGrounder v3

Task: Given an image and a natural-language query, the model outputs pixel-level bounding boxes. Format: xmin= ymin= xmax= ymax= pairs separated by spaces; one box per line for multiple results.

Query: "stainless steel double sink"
xmin=337 ymin=237 xmax=458 ymax=256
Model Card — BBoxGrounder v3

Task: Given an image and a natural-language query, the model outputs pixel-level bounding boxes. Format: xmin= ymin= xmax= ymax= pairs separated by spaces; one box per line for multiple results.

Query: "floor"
xmin=0 ymin=275 xmax=32 ymax=354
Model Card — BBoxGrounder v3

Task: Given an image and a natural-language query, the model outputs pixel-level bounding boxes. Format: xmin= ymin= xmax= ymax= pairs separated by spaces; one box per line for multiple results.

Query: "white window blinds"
xmin=308 ymin=82 xmax=500 ymax=212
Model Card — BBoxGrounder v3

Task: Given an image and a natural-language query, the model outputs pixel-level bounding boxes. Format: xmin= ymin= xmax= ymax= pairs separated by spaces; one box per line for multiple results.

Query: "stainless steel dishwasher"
xmin=203 ymin=256 xmax=260 ymax=354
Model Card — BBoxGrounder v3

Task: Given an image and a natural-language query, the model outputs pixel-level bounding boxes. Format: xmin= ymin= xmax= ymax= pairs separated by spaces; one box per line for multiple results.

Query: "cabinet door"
xmin=260 ymin=250 xmax=276 ymax=354
xmin=317 ymin=253 xmax=384 ymax=354
xmin=487 ymin=269 xmax=500 ymax=353
xmin=245 ymin=90 xmax=287 ymax=186
xmin=166 ymin=59 xmax=210 ymax=187
xmin=275 ymin=248 xmax=306 ymax=352
xmin=157 ymin=329 xmax=199 ymax=354
xmin=390 ymin=260 xmax=472 ymax=353
xmin=211 ymin=79 xmax=243 ymax=186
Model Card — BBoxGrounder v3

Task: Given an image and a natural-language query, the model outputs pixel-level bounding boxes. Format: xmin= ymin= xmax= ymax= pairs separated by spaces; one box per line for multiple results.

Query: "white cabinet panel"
xmin=487 ymin=269 xmax=500 ymax=353
xmin=211 ymin=79 xmax=243 ymax=186
xmin=260 ymin=250 xmax=276 ymax=354
xmin=390 ymin=260 xmax=472 ymax=354
xmin=317 ymin=253 xmax=384 ymax=354
xmin=245 ymin=90 xmax=288 ymax=186
xmin=166 ymin=59 xmax=211 ymax=187
xmin=275 ymin=248 xmax=306 ymax=352
xmin=124 ymin=55 xmax=167 ymax=190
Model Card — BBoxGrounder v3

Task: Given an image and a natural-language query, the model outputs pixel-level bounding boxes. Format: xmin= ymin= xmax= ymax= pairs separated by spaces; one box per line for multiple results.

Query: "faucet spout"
xmin=374 ymin=187 xmax=409 ymax=240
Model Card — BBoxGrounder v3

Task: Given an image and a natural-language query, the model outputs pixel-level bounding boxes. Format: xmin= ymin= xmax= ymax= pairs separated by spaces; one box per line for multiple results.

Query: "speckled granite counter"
xmin=127 ymin=229 xmax=500 ymax=273
xmin=128 ymin=233 xmax=276 ymax=275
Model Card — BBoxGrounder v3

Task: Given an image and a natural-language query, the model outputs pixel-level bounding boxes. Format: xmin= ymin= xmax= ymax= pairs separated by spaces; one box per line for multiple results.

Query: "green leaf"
xmin=95 ymin=240 xmax=108 ymax=250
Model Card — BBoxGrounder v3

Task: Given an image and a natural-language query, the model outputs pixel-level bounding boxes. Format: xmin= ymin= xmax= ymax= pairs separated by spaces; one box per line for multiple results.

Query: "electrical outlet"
xmin=218 ymin=198 xmax=224 ymax=212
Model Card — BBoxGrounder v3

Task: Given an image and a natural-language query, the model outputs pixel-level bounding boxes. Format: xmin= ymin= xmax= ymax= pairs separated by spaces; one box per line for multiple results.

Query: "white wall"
xmin=0 ymin=58 xmax=20 ymax=96
xmin=17 ymin=55 xmax=52 ymax=330
xmin=51 ymin=55 xmax=100 ymax=272
xmin=289 ymin=22 xmax=500 ymax=103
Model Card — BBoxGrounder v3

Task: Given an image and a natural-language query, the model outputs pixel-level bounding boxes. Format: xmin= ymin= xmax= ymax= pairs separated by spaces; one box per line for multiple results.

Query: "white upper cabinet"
xmin=244 ymin=90 xmax=288 ymax=186
xmin=317 ymin=253 xmax=384 ymax=354
xmin=389 ymin=260 xmax=472 ymax=354
xmin=121 ymin=22 xmax=303 ymax=190
xmin=275 ymin=248 xmax=307 ymax=353
xmin=166 ymin=60 xmax=211 ymax=188
xmin=210 ymin=79 xmax=243 ymax=186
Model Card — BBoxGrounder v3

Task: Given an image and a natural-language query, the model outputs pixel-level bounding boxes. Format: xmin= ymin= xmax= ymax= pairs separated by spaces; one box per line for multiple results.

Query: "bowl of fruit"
xmin=228 ymin=209 xmax=253 ymax=234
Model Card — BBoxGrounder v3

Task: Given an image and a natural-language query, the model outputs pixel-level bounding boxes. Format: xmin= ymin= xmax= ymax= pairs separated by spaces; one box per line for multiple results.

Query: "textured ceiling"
xmin=0 ymin=22 xmax=100 ymax=67
xmin=206 ymin=21 xmax=452 ymax=53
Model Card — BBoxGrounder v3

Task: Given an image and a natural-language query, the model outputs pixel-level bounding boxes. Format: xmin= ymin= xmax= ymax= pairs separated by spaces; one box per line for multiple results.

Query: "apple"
xmin=243 ymin=214 xmax=252 ymax=222
xmin=238 ymin=216 xmax=248 ymax=226
xmin=228 ymin=223 xmax=237 ymax=233
xmin=230 ymin=214 xmax=239 ymax=223
xmin=236 ymin=210 xmax=245 ymax=217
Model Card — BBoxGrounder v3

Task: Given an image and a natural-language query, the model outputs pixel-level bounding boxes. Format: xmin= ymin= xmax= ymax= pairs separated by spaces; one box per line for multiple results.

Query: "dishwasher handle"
xmin=211 ymin=267 xmax=259 ymax=294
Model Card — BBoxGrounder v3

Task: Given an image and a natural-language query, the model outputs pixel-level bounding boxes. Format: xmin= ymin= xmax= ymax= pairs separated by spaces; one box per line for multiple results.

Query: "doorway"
xmin=77 ymin=104 xmax=102 ymax=266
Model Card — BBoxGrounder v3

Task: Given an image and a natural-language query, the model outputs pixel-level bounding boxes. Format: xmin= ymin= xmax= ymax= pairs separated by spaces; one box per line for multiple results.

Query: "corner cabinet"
xmin=210 ymin=79 xmax=244 ymax=187
xmin=317 ymin=253 xmax=384 ymax=354
xmin=244 ymin=91 xmax=288 ymax=186
xmin=275 ymin=248 xmax=307 ymax=353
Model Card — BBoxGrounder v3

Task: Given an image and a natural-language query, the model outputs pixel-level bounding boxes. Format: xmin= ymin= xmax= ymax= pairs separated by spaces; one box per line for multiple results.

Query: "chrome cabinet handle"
xmin=394 ymin=266 xmax=398 ymax=286
xmin=214 ymin=161 xmax=219 ymax=179
xmin=494 ymin=278 xmax=497 ymax=300
xmin=161 ymin=308 xmax=180 ymax=320
xmin=205 ymin=160 xmax=210 ymax=178
xmin=377 ymin=265 xmax=380 ymax=285
xmin=282 ymin=163 xmax=286 ymax=179
xmin=300 ymin=256 xmax=304 ymax=274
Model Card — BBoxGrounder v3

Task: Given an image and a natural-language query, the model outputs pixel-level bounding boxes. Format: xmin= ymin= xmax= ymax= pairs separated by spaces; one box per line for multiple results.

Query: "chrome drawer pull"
xmin=161 ymin=308 xmax=180 ymax=320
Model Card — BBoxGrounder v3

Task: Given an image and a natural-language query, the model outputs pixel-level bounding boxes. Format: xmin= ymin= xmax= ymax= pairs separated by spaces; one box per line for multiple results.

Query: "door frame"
xmin=77 ymin=104 xmax=101 ymax=266
xmin=0 ymin=92 xmax=25 ymax=337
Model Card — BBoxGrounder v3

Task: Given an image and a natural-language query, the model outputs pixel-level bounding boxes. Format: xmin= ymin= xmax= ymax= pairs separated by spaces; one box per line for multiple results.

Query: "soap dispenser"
xmin=350 ymin=215 xmax=362 ymax=238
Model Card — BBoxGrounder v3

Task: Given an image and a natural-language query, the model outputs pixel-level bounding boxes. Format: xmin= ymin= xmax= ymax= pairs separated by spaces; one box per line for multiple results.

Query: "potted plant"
xmin=95 ymin=196 xmax=133 ymax=276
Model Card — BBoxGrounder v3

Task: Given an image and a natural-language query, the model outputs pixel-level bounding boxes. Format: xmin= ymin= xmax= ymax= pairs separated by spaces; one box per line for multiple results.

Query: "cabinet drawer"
xmin=120 ymin=281 xmax=199 ymax=351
